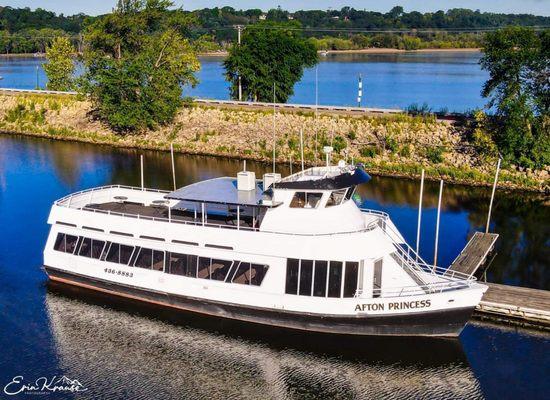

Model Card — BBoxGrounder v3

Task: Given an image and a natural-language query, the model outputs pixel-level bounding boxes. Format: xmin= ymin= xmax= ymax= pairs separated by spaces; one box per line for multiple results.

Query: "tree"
xmin=224 ymin=22 xmax=318 ymax=103
xmin=480 ymin=26 xmax=549 ymax=168
xmin=44 ymin=36 xmax=75 ymax=91
xmin=80 ymin=0 xmax=200 ymax=132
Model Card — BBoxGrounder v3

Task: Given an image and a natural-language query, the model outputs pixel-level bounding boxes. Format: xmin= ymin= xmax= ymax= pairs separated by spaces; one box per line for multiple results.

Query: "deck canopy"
xmin=164 ymin=177 xmax=276 ymax=207
xmin=276 ymin=165 xmax=371 ymax=190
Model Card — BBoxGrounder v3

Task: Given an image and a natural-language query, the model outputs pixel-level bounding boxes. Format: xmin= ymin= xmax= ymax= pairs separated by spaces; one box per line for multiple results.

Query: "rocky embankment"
xmin=0 ymin=93 xmax=547 ymax=191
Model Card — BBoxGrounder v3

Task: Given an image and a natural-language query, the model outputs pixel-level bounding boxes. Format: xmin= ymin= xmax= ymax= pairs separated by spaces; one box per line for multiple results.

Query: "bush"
xmin=398 ymin=144 xmax=411 ymax=157
xmin=385 ymin=136 xmax=399 ymax=153
xmin=360 ymin=145 xmax=379 ymax=158
xmin=425 ymin=146 xmax=445 ymax=163
xmin=332 ymin=135 xmax=347 ymax=153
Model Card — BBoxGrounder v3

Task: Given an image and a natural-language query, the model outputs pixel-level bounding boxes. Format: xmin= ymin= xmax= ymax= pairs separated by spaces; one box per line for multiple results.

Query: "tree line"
xmin=29 ymin=0 xmax=550 ymax=171
xmin=1 ymin=5 xmax=549 ymax=53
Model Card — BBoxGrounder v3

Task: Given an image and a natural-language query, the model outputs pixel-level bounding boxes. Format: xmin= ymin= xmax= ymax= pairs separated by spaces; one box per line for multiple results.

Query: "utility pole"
xmin=235 ymin=25 xmax=244 ymax=101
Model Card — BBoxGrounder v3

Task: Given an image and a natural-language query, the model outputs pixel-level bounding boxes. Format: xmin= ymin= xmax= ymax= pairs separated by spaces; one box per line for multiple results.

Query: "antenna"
xmin=272 ymin=82 xmax=276 ymax=173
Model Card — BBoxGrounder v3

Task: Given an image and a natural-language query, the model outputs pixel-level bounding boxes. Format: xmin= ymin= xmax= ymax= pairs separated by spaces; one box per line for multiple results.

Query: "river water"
xmin=0 ymin=134 xmax=548 ymax=399
xmin=0 ymin=52 xmax=487 ymax=112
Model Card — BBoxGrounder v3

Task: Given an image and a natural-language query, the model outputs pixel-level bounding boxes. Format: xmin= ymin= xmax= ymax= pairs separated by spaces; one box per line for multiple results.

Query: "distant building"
xmin=259 ymin=14 xmax=267 ymax=20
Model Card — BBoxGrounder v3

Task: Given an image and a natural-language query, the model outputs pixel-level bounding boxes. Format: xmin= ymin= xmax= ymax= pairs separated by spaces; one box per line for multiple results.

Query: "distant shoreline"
xmin=1 ymin=48 xmax=482 ymax=59
xmin=319 ymin=48 xmax=481 ymax=54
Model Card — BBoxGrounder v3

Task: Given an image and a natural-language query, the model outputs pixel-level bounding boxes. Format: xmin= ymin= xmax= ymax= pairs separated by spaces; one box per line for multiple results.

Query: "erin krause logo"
xmin=3 ymin=375 xmax=88 ymax=396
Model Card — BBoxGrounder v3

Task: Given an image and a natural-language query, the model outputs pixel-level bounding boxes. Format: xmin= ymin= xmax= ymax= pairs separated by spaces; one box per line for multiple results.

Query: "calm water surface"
xmin=0 ymin=52 xmax=487 ymax=112
xmin=0 ymin=135 xmax=548 ymax=399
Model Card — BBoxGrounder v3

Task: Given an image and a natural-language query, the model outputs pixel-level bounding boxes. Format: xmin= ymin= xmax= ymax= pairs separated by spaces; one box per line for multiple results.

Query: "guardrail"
xmin=0 ymin=87 xmax=403 ymax=115
xmin=360 ymin=207 xmax=475 ymax=286
xmin=55 ymin=185 xmax=381 ymax=236
xmin=0 ymin=87 xmax=78 ymax=96
xmin=193 ymin=98 xmax=403 ymax=115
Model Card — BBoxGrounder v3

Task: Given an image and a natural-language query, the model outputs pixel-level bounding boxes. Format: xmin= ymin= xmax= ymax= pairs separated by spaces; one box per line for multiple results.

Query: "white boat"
xmin=43 ymin=164 xmax=487 ymax=337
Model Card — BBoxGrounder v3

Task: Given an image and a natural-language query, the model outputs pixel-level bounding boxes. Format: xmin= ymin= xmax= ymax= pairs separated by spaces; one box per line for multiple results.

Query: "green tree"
xmin=44 ymin=36 xmax=75 ymax=91
xmin=80 ymin=0 xmax=200 ymax=132
xmin=480 ymin=26 xmax=549 ymax=168
xmin=224 ymin=22 xmax=318 ymax=102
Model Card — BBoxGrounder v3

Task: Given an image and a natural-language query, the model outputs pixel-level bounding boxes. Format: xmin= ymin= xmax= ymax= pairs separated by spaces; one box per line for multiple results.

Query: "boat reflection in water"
xmin=46 ymin=282 xmax=483 ymax=399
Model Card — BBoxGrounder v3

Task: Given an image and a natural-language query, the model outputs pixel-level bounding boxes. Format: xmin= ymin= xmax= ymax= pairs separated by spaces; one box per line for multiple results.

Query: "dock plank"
xmin=476 ymin=282 xmax=550 ymax=326
xmin=448 ymin=232 xmax=498 ymax=276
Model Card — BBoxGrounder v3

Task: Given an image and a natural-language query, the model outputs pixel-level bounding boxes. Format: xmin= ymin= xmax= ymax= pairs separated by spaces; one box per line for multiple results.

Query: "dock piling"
xmin=415 ymin=169 xmax=425 ymax=260
xmin=433 ymin=179 xmax=444 ymax=268
xmin=170 ymin=143 xmax=176 ymax=191
xmin=486 ymin=158 xmax=501 ymax=233
xmin=140 ymin=155 xmax=144 ymax=190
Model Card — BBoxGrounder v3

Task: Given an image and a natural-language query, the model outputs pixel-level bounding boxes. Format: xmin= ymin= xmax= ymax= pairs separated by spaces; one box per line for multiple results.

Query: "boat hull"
xmin=44 ymin=265 xmax=474 ymax=337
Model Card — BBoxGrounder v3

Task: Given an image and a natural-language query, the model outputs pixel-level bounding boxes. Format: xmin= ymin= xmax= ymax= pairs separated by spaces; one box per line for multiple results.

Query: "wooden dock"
xmin=476 ymin=283 xmax=550 ymax=328
xmin=447 ymin=232 xmax=499 ymax=277
xmin=445 ymin=231 xmax=549 ymax=329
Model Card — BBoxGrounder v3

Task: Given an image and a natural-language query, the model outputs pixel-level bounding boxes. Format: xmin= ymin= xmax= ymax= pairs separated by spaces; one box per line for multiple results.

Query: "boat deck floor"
xmin=85 ymin=202 xmax=256 ymax=229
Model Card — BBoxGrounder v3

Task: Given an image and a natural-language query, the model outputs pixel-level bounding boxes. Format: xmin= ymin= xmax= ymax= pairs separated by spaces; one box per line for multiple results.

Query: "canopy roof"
xmin=276 ymin=166 xmax=371 ymax=190
xmin=165 ymin=177 xmax=268 ymax=207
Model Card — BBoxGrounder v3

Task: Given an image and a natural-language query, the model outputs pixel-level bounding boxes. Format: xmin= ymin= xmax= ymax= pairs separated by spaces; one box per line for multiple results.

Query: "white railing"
xmin=55 ymin=185 xmax=259 ymax=232
xmin=360 ymin=208 xmax=476 ymax=292
xmin=55 ymin=186 xmax=385 ymax=236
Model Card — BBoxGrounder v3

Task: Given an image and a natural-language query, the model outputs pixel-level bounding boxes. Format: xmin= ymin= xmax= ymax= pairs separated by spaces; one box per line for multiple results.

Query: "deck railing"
xmin=360 ymin=208 xmax=476 ymax=287
xmin=54 ymin=185 xmax=383 ymax=236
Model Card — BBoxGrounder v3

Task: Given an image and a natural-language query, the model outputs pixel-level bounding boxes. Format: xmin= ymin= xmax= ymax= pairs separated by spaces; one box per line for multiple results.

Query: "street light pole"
xmin=236 ymin=25 xmax=243 ymax=101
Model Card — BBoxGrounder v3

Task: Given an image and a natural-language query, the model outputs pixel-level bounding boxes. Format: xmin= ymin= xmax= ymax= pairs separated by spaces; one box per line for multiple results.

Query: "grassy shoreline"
xmin=0 ymin=93 xmax=546 ymax=193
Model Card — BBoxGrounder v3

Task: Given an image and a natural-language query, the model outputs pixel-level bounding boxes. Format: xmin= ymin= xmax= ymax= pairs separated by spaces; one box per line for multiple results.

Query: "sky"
xmin=2 ymin=0 xmax=550 ymax=17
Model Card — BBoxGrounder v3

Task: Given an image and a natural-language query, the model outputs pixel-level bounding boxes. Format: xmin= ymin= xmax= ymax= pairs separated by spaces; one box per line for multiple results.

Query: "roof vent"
xmin=263 ymin=173 xmax=281 ymax=190
xmin=237 ymin=161 xmax=256 ymax=191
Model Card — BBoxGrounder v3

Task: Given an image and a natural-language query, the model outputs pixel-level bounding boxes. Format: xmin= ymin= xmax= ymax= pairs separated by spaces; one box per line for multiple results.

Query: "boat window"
xmin=92 ymin=239 xmax=106 ymax=259
xmin=197 ymin=257 xmax=211 ymax=279
xmin=78 ymin=237 xmax=92 ymax=257
xmin=328 ymin=261 xmax=343 ymax=298
xmin=152 ymin=250 xmax=164 ymax=271
xmin=134 ymin=248 xmax=152 ymax=269
xmin=373 ymin=258 xmax=383 ymax=298
xmin=285 ymin=259 xmax=300 ymax=294
xmin=326 ymin=189 xmax=347 ymax=207
xmin=343 ymin=262 xmax=359 ymax=298
xmin=345 ymin=186 xmax=355 ymax=201
xmin=106 ymin=243 xmax=134 ymax=265
xmin=298 ymin=260 xmax=314 ymax=296
xmin=168 ymin=253 xmax=198 ymax=277
xmin=53 ymin=233 xmax=79 ymax=254
xmin=313 ymin=261 xmax=328 ymax=297
xmin=77 ymin=237 xmax=105 ymax=259
xmin=105 ymin=243 xmax=134 ymax=265
xmin=232 ymin=262 xmax=251 ymax=284
xmin=249 ymin=264 xmax=268 ymax=286
xmin=129 ymin=246 xmax=140 ymax=266
xmin=289 ymin=192 xmax=323 ymax=209
xmin=210 ymin=259 xmax=233 ymax=281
